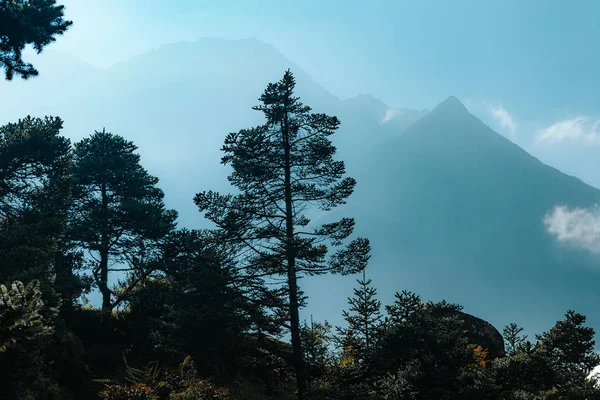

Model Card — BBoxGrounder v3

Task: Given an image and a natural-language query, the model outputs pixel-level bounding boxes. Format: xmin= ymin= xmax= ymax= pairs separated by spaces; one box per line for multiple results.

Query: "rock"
xmin=457 ymin=311 xmax=505 ymax=359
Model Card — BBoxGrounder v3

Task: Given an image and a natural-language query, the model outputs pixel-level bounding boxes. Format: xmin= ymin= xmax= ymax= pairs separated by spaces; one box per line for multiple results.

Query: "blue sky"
xmin=52 ymin=0 xmax=599 ymax=115
xmin=47 ymin=0 xmax=600 ymax=189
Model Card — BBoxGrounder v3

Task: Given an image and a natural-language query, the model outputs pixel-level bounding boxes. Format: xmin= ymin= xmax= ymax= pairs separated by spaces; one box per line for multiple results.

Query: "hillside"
xmin=326 ymin=96 xmax=600 ymax=335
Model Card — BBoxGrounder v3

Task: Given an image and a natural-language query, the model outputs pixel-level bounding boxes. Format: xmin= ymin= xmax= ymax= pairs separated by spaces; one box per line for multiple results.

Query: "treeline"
xmin=0 ymin=69 xmax=600 ymax=400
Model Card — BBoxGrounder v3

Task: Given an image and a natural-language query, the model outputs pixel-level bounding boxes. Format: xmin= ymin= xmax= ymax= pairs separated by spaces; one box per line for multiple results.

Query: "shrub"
xmin=99 ymin=383 xmax=158 ymax=400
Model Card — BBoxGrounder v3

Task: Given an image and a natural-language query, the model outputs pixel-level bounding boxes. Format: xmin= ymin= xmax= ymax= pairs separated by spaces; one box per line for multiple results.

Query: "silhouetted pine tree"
xmin=0 ymin=0 xmax=72 ymax=80
xmin=338 ymin=270 xmax=382 ymax=364
xmin=536 ymin=310 xmax=600 ymax=396
xmin=0 ymin=117 xmax=76 ymax=300
xmin=385 ymin=290 xmax=422 ymax=326
xmin=195 ymin=70 xmax=370 ymax=399
xmin=70 ymin=129 xmax=177 ymax=316
xmin=502 ymin=322 xmax=527 ymax=356
xmin=301 ymin=316 xmax=334 ymax=370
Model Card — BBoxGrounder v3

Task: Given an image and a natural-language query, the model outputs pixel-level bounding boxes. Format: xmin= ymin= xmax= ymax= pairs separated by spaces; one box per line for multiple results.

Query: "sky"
xmin=51 ymin=0 xmax=599 ymax=114
xmin=45 ymin=0 xmax=600 ymax=187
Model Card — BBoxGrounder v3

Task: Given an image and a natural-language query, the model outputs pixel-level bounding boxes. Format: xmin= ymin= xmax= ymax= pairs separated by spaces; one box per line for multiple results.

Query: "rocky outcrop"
xmin=457 ymin=311 xmax=505 ymax=359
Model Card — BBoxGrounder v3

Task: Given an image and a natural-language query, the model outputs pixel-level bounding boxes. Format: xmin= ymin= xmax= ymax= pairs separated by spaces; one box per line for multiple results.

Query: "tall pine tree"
xmin=195 ymin=70 xmax=370 ymax=398
xmin=70 ymin=129 xmax=177 ymax=316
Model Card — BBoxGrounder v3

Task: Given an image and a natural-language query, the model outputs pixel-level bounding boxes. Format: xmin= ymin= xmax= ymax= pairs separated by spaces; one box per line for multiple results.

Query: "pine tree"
xmin=536 ymin=310 xmax=600 ymax=393
xmin=70 ymin=129 xmax=177 ymax=316
xmin=385 ymin=290 xmax=422 ymax=326
xmin=301 ymin=316 xmax=334 ymax=369
xmin=503 ymin=322 xmax=527 ymax=356
xmin=0 ymin=116 xmax=74 ymax=294
xmin=0 ymin=280 xmax=52 ymax=352
xmin=127 ymin=228 xmax=275 ymax=371
xmin=195 ymin=70 xmax=370 ymax=398
xmin=338 ymin=270 xmax=382 ymax=364
xmin=0 ymin=0 xmax=72 ymax=80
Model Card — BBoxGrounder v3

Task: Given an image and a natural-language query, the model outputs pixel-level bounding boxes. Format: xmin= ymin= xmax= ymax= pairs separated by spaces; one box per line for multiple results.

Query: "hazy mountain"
xmin=0 ymin=38 xmax=418 ymax=229
xmin=2 ymin=38 xmax=598 ymax=337
xmin=327 ymin=96 xmax=600 ymax=336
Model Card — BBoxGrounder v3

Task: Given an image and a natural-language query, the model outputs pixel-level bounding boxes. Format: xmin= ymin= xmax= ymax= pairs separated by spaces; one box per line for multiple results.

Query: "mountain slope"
xmin=326 ymin=96 xmax=600 ymax=335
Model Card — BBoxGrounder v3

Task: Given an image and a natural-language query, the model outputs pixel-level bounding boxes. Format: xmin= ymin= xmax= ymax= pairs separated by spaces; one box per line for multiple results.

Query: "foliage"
xmin=385 ymin=290 xmax=422 ymax=326
xmin=0 ymin=279 xmax=51 ymax=351
xmin=301 ymin=317 xmax=335 ymax=371
xmin=503 ymin=322 xmax=528 ymax=356
xmin=0 ymin=116 xmax=73 ymax=288
xmin=126 ymin=229 xmax=273 ymax=373
xmin=337 ymin=271 xmax=383 ymax=364
xmin=100 ymin=384 xmax=159 ymax=400
xmin=195 ymin=69 xmax=370 ymax=398
xmin=0 ymin=0 xmax=72 ymax=80
xmin=99 ymin=356 xmax=231 ymax=400
xmin=70 ymin=129 xmax=177 ymax=314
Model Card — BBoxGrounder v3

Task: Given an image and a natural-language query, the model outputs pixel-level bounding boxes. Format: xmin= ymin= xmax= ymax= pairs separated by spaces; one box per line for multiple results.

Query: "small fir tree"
xmin=503 ymin=322 xmax=528 ymax=356
xmin=338 ymin=270 xmax=383 ymax=363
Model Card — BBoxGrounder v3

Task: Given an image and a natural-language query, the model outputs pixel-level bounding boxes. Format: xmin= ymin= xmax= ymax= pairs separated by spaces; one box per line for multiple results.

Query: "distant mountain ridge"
xmin=0 ymin=38 xmax=423 ymax=226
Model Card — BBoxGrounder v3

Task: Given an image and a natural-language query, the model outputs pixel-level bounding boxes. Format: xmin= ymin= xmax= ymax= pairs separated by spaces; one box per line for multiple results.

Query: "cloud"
xmin=544 ymin=205 xmax=600 ymax=253
xmin=464 ymin=100 xmax=517 ymax=138
xmin=489 ymin=105 xmax=517 ymax=138
xmin=382 ymin=108 xmax=403 ymax=123
xmin=535 ymin=117 xmax=600 ymax=145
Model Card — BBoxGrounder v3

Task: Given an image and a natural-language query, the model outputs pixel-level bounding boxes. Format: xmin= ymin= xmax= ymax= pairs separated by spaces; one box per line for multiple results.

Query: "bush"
xmin=99 ymin=383 xmax=158 ymax=400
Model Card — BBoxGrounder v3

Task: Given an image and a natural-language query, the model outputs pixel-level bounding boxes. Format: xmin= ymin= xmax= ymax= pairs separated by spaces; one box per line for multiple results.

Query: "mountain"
xmin=315 ymin=96 xmax=600 ymax=336
xmin=336 ymin=94 xmax=428 ymax=173
xmin=2 ymin=38 xmax=599 ymax=337
xmin=0 ymin=38 xmax=418 ymax=229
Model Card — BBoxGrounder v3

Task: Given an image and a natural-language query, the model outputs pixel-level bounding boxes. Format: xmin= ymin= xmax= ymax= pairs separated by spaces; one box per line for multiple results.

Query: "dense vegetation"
xmin=1 ymin=4 xmax=600 ymax=399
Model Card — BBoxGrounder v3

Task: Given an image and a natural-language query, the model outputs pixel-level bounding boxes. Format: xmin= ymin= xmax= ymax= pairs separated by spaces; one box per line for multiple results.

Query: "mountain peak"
xmin=432 ymin=96 xmax=469 ymax=115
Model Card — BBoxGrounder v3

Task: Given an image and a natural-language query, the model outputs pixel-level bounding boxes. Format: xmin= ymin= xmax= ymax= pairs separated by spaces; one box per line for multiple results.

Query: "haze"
xmin=2 ymin=0 xmax=600 ymax=342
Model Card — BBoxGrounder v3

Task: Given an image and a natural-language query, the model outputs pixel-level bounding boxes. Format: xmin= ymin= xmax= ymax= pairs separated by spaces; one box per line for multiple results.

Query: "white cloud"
xmin=544 ymin=205 xmax=600 ymax=253
xmin=535 ymin=117 xmax=600 ymax=145
xmin=464 ymin=100 xmax=517 ymax=138
xmin=382 ymin=108 xmax=403 ymax=123
xmin=489 ymin=105 xmax=517 ymax=138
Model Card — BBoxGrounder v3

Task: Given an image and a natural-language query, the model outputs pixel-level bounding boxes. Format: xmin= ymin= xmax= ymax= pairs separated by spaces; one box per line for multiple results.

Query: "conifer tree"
xmin=338 ymin=270 xmax=382 ymax=363
xmin=195 ymin=70 xmax=370 ymax=398
xmin=0 ymin=280 xmax=51 ymax=351
xmin=536 ymin=310 xmax=600 ymax=392
xmin=301 ymin=316 xmax=334 ymax=369
xmin=503 ymin=322 xmax=527 ymax=356
xmin=0 ymin=0 xmax=72 ymax=80
xmin=385 ymin=290 xmax=422 ymax=326
xmin=70 ymin=129 xmax=177 ymax=316
xmin=0 ymin=116 xmax=73 ymax=291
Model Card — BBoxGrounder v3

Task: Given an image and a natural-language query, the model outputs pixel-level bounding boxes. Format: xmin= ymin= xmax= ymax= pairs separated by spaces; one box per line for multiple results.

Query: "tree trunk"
xmin=282 ymin=103 xmax=306 ymax=399
xmin=100 ymin=182 xmax=111 ymax=319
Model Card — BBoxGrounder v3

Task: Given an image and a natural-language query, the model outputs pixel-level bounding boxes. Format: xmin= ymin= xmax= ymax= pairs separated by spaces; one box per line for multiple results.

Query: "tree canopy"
xmin=0 ymin=0 xmax=72 ymax=80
